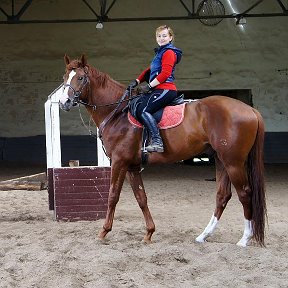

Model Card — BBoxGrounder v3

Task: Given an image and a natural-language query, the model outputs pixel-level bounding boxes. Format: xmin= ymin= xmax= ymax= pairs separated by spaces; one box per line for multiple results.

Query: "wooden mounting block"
xmin=49 ymin=166 xmax=111 ymax=221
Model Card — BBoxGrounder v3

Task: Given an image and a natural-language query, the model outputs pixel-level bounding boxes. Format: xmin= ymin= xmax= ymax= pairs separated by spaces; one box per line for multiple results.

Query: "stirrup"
xmin=146 ymin=143 xmax=164 ymax=153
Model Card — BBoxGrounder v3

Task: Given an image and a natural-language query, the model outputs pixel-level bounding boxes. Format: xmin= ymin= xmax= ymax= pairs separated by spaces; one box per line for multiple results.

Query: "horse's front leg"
xmin=98 ymin=161 xmax=128 ymax=240
xmin=126 ymin=168 xmax=155 ymax=243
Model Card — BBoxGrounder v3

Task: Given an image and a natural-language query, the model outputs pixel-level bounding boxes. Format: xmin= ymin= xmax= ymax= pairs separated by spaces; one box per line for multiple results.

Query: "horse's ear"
xmin=80 ymin=54 xmax=87 ymax=67
xmin=64 ymin=54 xmax=70 ymax=65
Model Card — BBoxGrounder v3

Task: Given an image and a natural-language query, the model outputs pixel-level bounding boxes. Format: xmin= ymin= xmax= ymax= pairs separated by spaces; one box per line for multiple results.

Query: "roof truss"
xmin=0 ymin=0 xmax=287 ymax=25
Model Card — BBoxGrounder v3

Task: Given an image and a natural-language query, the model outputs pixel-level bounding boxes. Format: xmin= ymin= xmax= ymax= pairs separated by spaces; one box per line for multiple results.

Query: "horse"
xmin=59 ymin=54 xmax=267 ymax=247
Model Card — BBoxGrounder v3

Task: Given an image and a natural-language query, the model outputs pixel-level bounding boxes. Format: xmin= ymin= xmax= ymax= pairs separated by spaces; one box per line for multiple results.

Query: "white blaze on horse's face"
xmin=59 ymin=70 xmax=76 ymax=105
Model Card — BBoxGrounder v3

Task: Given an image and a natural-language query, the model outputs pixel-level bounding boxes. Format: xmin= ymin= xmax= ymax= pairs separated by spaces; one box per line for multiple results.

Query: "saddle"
xmin=127 ymin=94 xmax=186 ymax=163
xmin=128 ymin=94 xmax=186 ymax=130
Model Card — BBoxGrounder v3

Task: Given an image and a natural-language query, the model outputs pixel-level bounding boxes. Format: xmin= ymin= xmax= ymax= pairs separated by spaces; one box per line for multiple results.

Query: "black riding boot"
xmin=140 ymin=111 xmax=164 ymax=153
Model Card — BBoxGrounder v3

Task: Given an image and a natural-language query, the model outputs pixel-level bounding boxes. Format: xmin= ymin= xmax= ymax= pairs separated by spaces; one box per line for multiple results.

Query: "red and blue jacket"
xmin=137 ymin=43 xmax=182 ymax=91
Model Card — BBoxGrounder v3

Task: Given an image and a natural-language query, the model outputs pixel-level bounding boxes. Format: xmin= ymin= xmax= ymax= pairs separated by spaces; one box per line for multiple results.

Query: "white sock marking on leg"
xmin=237 ymin=219 xmax=253 ymax=247
xmin=196 ymin=215 xmax=218 ymax=243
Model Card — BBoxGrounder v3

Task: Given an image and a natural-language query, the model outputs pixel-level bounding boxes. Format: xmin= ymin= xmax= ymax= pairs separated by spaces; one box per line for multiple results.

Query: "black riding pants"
xmin=136 ymin=89 xmax=177 ymax=121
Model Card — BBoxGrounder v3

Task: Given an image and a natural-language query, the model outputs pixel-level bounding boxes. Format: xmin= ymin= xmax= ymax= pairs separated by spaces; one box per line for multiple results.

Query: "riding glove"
xmin=138 ymin=83 xmax=152 ymax=94
xmin=127 ymin=79 xmax=138 ymax=90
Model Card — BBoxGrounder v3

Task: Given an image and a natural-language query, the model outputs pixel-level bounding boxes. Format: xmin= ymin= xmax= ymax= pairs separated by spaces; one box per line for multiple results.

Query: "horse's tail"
xmin=247 ymin=109 xmax=267 ymax=246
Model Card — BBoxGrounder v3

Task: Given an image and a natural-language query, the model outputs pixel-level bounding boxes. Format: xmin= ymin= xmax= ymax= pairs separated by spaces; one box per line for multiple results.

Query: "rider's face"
xmin=156 ymin=29 xmax=173 ymax=46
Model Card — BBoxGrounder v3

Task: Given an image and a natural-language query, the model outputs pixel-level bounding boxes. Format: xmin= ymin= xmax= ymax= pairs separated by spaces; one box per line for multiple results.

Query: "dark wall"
xmin=0 ymin=133 xmax=287 ymax=165
xmin=0 ymin=135 xmax=97 ymax=166
xmin=264 ymin=132 xmax=288 ymax=163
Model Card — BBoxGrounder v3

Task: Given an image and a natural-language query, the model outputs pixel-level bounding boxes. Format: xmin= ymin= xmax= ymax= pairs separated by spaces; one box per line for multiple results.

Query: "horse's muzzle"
xmin=59 ymin=99 xmax=73 ymax=111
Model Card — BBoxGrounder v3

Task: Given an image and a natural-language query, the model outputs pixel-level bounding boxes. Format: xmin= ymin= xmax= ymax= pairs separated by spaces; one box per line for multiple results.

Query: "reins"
xmin=77 ymin=88 xmax=140 ymax=110
xmin=98 ymin=88 xmax=133 ymax=139
xmin=78 ymin=105 xmax=98 ymax=138
xmin=78 ymin=87 xmax=138 ymax=160
xmin=74 ymin=85 xmax=140 ymax=139
xmin=64 ymin=68 xmax=141 ymax=142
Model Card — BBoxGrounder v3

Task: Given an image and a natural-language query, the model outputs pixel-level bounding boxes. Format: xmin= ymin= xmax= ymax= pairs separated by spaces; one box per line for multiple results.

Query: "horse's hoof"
xmin=97 ymin=237 xmax=109 ymax=244
xmin=97 ymin=232 xmax=110 ymax=244
xmin=143 ymin=239 xmax=152 ymax=244
xmin=236 ymin=235 xmax=252 ymax=247
xmin=143 ymin=236 xmax=152 ymax=244
xmin=98 ymin=228 xmax=109 ymax=240
xmin=195 ymin=236 xmax=206 ymax=243
xmin=236 ymin=240 xmax=248 ymax=247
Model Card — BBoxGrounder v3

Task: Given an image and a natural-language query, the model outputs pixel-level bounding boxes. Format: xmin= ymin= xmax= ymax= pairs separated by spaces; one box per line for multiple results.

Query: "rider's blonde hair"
xmin=155 ymin=25 xmax=175 ymax=42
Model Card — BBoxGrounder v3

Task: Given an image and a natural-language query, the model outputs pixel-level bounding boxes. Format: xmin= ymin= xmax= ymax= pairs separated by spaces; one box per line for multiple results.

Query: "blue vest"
xmin=149 ymin=43 xmax=182 ymax=83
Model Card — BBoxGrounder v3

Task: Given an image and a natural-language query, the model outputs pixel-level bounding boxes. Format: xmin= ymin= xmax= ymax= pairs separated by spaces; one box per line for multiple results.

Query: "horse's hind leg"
xmin=126 ymin=168 xmax=155 ymax=243
xmin=98 ymin=160 xmax=127 ymax=240
xmin=196 ymin=156 xmax=232 ymax=243
xmin=225 ymin=164 xmax=254 ymax=247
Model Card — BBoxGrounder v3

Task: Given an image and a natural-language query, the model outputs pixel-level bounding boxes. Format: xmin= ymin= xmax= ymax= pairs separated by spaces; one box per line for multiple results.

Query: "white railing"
xmin=44 ymin=85 xmax=110 ymax=168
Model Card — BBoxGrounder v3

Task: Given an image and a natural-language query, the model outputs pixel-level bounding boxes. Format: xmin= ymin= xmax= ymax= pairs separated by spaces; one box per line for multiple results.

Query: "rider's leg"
xmin=136 ymin=89 xmax=177 ymax=153
xmin=140 ymin=111 xmax=164 ymax=152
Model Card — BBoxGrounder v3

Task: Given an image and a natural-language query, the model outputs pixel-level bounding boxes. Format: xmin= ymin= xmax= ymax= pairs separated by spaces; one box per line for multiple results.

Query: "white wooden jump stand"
xmin=45 ymin=85 xmax=111 ymax=221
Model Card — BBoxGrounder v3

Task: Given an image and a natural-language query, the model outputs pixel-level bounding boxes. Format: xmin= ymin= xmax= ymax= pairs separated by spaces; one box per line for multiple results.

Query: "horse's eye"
xmin=78 ymin=76 xmax=84 ymax=81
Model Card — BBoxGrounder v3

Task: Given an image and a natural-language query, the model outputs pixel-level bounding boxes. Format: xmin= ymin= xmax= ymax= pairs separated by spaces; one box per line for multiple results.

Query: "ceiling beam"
xmin=0 ymin=12 xmax=287 ymax=25
xmin=276 ymin=0 xmax=288 ymax=12
xmin=240 ymin=0 xmax=265 ymax=15
xmin=1 ymin=0 xmax=33 ymax=23
xmin=0 ymin=0 xmax=287 ymax=25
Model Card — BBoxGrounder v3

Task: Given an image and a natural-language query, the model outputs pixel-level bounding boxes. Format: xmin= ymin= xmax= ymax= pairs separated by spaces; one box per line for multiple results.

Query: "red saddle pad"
xmin=128 ymin=103 xmax=186 ymax=129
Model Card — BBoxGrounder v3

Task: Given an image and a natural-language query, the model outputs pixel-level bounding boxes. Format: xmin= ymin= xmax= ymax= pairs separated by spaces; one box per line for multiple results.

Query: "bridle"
xmin=63 ymin=73 xmax=90 ymax=107
xmin=63 ymin=71 xmax=139 ymax=110
xmin=63 ymin=69 xmax=141 ymax=139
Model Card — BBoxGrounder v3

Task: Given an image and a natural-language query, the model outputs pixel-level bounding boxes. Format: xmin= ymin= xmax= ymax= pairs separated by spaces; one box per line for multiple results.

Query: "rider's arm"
xmin=154 ymin=50 xmax=176 ymax=85
xmin=136 ymin=67 xmax=150 ymax=84
xmin=137 ymin=50 xmax=176 ymax=88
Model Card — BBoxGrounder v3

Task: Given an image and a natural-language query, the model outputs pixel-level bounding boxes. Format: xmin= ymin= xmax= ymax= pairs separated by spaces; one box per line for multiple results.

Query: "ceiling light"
xmin=96 ymin=22 xmax=103 ymax=29
xmin=236 ymin=16 xmax=247 ymax=25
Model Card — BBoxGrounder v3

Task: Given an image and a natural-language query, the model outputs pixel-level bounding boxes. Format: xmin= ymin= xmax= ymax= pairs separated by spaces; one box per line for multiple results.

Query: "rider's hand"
xmin=127 ymin=79 xmax=138 ymax=90
xmin=138 ymin=83 xmax=152 ymax=94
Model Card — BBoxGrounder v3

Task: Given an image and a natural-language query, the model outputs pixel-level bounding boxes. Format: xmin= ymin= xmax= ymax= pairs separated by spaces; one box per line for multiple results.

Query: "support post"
xmin=97 ymin=129 xmax=110 ymax=166
xmin=45 ymin=84 xmax=62 ymax=169
xmin=45 ymin=84 xmax=63 ymax=210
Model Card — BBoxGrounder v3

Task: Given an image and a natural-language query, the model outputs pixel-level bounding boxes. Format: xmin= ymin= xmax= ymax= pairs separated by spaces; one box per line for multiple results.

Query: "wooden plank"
xmin=55 ymin=192 xmax=109 ymax=202
xmin=55 ymin=193 xmax=109 ymax=202
xmin=53 ymin=167 xmax=111 ymax=179
xmin=56 ymin=205 xmax=107 ymax=213
xmin=53 ymin=187 xmax=109 ymax=199
xmin=55 ymin=211 xmax=107 ymax=221
xmin=0 ymin=172 xmax=46 ymax=183
xmin=54 ymin=167 xmax=111 ymax=174
xmin=54 ymin=174 xmax=110 ymax=181
xmin=54 ymin=179 xmax=109 ymax=188
xmin=0 ymin=181 xmax=42 ymax=191
xmin=0 ymin=172 xmax=47 ymax=191
xmin=53 ymin=185 xmax=110 ymax=194
xmin=55 ymin=198 xmax=108 ymax=206
xmin=47 ymin=168 xmax=54 ymax=210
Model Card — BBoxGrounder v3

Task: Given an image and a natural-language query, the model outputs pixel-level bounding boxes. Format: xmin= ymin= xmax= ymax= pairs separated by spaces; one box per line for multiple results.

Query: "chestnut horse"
xmin=59 ymin=55 xmax=266 ymax=247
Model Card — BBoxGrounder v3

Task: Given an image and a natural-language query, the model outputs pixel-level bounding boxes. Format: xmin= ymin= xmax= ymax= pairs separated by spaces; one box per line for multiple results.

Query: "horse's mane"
xmin=66 ymin=59 xmax=124 ymax=90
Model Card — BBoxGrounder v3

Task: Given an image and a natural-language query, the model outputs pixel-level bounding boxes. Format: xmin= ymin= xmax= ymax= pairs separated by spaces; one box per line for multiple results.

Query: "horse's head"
xmin=59 ymin=54 xmax=89 ymax=111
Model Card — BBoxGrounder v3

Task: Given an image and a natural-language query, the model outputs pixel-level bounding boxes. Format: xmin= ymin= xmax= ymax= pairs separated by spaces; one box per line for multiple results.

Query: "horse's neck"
xmin=88 ymin=73 xmax=125 ymax=127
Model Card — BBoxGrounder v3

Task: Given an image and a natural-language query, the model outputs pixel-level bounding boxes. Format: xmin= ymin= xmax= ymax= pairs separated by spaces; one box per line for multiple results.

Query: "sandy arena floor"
xmin=0 ymin=162 xmax=287 ymax=288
